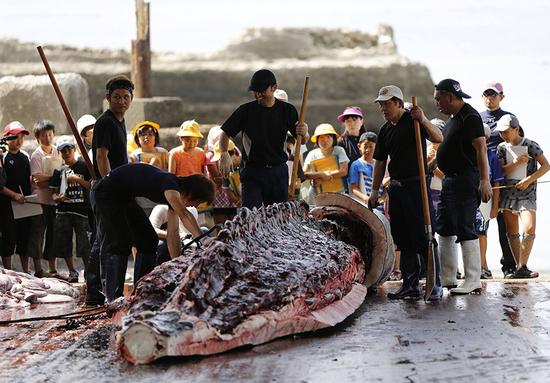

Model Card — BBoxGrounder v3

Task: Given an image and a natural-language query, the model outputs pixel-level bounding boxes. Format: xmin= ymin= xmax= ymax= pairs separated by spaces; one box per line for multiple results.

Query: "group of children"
xmin=0 ymin=120 xmax=92 ymax=281
xmin=0 ymin=115 xmax=242 ymax=281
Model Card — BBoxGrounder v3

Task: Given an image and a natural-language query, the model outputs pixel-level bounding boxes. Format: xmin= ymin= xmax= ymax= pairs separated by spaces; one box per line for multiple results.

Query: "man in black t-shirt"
xmin=218 ymin=69 xmax=308 ymax=208
xmin=479 ymin=82 xmax=517 ymax=278
xmin=91 ymin=163 xmax=215 ymax=302
xmin=87 ymin=75 xmax=134 ymax=305
xmin=434 ymin=78 xmax=492 ymax=295
xmin=368 ymin=85 xmax=443 ymax=300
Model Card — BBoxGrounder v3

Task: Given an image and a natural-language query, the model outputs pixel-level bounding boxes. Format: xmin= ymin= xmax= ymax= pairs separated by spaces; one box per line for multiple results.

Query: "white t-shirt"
xmin=149 ymin=204 xmax=199 ymax=239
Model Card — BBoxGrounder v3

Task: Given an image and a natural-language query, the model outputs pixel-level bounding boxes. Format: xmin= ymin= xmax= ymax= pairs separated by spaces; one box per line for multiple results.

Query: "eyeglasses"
xmin=483 ymin=90 xmax=500 ymax=97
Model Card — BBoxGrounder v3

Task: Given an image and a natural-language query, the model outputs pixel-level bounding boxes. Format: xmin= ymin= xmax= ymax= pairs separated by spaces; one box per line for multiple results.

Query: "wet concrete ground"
xmin=2 ymin=280 xmax=550 ymax=383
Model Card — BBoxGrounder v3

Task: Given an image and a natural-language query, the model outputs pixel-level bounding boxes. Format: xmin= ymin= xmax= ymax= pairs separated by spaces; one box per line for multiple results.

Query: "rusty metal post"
xmin=131 ymin=0 xmax=151 ymax=98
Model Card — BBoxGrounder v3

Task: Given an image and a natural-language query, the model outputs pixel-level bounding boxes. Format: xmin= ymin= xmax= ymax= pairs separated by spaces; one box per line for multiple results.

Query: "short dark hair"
xmin=105 ymin=75 xmax=134 ymax=95
xmin=134 ymin=126 xmax=160 ymax=148
xmin=33 ymin=119 xmax=55 ymax=139
xmin=177 ymin=174 xmax=216 ymax=205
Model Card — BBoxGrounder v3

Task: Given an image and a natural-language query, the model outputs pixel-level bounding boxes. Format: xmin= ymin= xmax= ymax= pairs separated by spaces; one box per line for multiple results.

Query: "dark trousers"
xmin=27 ymin=205 xmax=56 ymax=260
xmin=88 ymin=177 xmax=158 ymax=303
xmin=241 ymin=163 xmax=288 ymax=209
xmin=156 ymin=239 xmax=170 ymax=265
xmin=53 ymin=213 xmax=90 ymax=259
xmin=497 ymin=212 xmax=516 ymax=272
xmin=0 ymin=204 xmax=30 ymax=259
xmin=388 ymin=177 xmax=436 ymax=286
xmin=436 ymin=172 xmax=480 ymax=242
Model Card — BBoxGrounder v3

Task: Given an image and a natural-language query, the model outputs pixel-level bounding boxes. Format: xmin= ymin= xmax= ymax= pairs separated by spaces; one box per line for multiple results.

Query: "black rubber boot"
xmin=104 ymin=254 xmax=128 ymax=303
xmin=388 ymin=252 xmax=421 ymax=300
xmin=134 ymin=252 xmax=157 ymax=283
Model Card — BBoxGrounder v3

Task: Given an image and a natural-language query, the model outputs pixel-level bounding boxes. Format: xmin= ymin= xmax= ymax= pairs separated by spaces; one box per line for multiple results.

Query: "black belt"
xmin=245 ymin=162 xmax=285 ymax=169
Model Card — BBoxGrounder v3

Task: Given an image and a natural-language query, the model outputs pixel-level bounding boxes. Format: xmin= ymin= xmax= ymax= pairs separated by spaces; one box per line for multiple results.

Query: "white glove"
xmin=219 ymin=152 xmax=232 ymax=177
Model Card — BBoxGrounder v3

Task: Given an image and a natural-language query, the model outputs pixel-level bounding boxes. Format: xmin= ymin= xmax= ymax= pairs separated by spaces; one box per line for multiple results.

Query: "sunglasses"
xmin=483 ymin=90 xmax=500 ymax=97
xmin=344 ymin=115 xmax=361 ymax=121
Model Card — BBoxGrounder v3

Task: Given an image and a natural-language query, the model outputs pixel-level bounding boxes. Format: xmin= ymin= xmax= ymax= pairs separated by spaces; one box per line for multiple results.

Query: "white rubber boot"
xmin=451 ymin=239 xmax=482 ymax=295
xmin=439 ymin=235 xmax=458 ymax=288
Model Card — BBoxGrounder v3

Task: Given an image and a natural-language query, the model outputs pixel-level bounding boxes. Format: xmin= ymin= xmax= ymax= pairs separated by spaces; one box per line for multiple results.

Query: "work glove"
xmin=219 ymin=152 xmax=232 ymax=177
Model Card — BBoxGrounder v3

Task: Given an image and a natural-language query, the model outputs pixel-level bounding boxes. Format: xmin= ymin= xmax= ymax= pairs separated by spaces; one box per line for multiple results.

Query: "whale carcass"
xmin=110 ymin=194 xmax=394 ymax=364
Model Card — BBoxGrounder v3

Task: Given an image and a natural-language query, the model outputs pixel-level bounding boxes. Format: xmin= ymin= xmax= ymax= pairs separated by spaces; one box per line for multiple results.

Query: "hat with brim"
xmin=56 ymin=135 xmax=76 ymax=151
xmin=337 ymin=106 xmax=364 ymax=122
xmin=211 ymin=140 xmax=236 ymax=162
xmin=434 ymin=78 xmax=471 ymax=99
xmin=3 ymin=121 xmax=29 ymax=136
xmin=177 ymin=120 xmax=203 ymax=138
xmin=132 ymin=121 xmax=160 ymax=138
xmin=374 ymin=85 xmax=404 ymax=102
xmin=311 ymin=123 xmax=340 ymax=143
xmin=495 ymin=114 xmax=520 ymax=132
xmin=77 ymin=114 xmax=96 ymax=136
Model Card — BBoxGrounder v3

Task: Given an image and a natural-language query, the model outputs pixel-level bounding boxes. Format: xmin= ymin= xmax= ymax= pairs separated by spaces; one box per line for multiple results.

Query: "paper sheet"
xmin=11 ymin=194 xmax=43 ymax=219
xmin=42 ymin=155 xmax=63 ymax=176
xmin=506 ymin=145 xmax=528 ymax=180
xmin=479 ymin=198 xmax=492 ymax=222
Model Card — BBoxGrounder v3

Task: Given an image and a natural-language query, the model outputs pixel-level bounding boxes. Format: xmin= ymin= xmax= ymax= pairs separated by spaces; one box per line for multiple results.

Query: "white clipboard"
xmin=11 ymin=194 xmax=43 ymax=219
xmin=479 ymin=198 xmax=492 ymax=222
xmin=506 ymin=145 xmax=527 ymax=180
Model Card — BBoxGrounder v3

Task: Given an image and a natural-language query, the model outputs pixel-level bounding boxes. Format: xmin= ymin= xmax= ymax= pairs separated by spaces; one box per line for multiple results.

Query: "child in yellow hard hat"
xmin=168 ymin=120 xmax=207 ymax=176
xmin=129 ymin=121 xmax=168 ymax=169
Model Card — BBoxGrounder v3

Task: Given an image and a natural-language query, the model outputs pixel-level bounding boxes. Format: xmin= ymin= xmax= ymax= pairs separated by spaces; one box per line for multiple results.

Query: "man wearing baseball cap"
xmin=368 ymin=85 xmax=444 ymax=300
xmin=479 ymin=81 xmax=518 ymax=278
xmin=0 ymin=121 xmax=40 ymax=275
xmin=434 ymin=78 xmax=492 ymax=295
xmin=218 ymin=69 xmax=308 ymax=208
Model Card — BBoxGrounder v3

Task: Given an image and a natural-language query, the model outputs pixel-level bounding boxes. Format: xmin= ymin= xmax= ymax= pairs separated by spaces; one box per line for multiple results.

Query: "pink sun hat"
xmin=337 ymin=106 xmax=364 ymax=123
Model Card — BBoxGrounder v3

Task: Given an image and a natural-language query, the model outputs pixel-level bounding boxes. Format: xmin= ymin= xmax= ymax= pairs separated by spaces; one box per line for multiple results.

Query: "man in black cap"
xmin=434 ymin=78 xmax=492 ymax=295
xmin=218 ymin=69 xmax=308 ymax=208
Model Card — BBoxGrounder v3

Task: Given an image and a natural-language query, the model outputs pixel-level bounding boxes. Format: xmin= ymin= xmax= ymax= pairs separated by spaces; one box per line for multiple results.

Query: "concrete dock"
xmin=1 ymin=280 xmax=550 ymax=383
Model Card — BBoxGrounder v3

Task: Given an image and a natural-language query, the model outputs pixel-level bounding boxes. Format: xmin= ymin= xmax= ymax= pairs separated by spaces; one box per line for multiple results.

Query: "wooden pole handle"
xmin=289 ymin=76 xmax=310 ymax=199
xmin=412 ymin=96 xmax=431 ymax=226
xmin=36 ymin=46 xmax=97 ymax=180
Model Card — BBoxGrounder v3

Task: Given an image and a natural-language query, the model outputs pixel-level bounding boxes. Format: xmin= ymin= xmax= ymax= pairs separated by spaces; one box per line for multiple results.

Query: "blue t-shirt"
xmin=479 ymin=108 xmax=514 ymax=153
xmin=107 ymin=163 xmax=181 ymax=204
xmin=487 ymin=150 xmax=504 ymax=185
xmin=349 ymin=158 xmax=384 ymax=211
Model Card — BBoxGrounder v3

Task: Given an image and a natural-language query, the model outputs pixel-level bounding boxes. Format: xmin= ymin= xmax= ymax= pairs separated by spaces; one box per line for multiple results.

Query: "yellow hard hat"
xmin=212 ymin=140 xmax=236 ymax=162
xmin=132 ymin=121 xmax=160 ymax=138
xmin=311 ymin=123 xmax=339 ymax=143
xmin=177 ymin=120 xmax=203 ymax=138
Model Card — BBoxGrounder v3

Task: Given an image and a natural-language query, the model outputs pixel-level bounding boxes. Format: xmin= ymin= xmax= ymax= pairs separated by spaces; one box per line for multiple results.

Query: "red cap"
xmin=3 ymin=121 xmax=29 ymax=137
